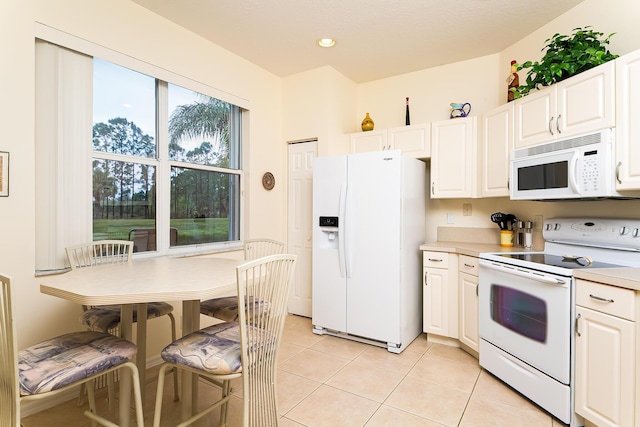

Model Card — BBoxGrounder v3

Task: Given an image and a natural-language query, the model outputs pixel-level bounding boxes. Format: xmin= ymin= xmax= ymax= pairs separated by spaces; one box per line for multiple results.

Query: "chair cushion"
xmin=199 ymin=296 xmax=269 ymax=322
xmin=161 ymin=322 xmax=242 ymax=375
xmin=80 ymin=301 xmax=174 ymax=332
xmin=18 ymin=331 xmax=137 ymax=396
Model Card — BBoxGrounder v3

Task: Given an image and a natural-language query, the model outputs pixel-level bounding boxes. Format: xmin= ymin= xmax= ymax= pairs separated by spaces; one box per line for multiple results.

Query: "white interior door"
xmin=287 ymin=140 xmax=316 ymax=316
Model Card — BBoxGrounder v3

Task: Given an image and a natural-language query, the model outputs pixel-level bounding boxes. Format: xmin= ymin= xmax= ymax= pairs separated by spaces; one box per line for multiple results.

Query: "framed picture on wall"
xmin=0 ymin=151 xmax=9 ymax=197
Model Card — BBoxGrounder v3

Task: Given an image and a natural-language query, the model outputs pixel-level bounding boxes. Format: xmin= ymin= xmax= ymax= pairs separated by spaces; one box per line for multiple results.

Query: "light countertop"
xmin=420 ymin=236 xmax=640 ymax=292
xmin=574 ymin=268 xmax=640 ymax=291
xmin=419 ymin=241 xmax=527 ymax=258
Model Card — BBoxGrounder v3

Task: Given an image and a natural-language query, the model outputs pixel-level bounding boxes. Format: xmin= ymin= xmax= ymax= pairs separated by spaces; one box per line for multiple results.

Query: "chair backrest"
xmin=0 ymin=274 xmax=20 ymax=426
xmin=66 ymin=240 xmax=133 ymax=270
xmin=243 ymin=238 xmax=285 ymax=261
xmin=236 ymin=254 xmax=296 ymax=427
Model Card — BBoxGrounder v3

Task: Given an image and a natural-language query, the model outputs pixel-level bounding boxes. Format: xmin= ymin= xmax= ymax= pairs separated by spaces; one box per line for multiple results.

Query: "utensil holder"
xmin=500 ymin=230 xmax=514 ymax=247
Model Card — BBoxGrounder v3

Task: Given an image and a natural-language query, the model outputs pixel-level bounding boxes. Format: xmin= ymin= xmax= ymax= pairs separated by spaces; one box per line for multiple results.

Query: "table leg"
xmin=120 ymin=304 xmax=133 ymax=427
xmin=181 ymin=300 xmax=200 ymax=420
xmin=136 ymin=303 xmax=148 ymax=408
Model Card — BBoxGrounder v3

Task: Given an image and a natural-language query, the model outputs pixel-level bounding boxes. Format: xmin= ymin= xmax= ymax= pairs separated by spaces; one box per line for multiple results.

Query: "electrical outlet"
xmin=447 ymin=213 xmax=455 ymax=224
xmin=534 ymin=215 xmax=543 ymax=230
xmin=463 ymin=203 xmax=472 ymax=216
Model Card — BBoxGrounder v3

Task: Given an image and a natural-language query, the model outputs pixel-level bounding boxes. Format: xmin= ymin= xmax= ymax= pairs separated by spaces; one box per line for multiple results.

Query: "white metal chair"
xmin=66 ymin=240 xmax=179 ymax=403
xmin=199 ymin=238 xmax=285 ymax=322
xmin=153 ymin=254 xmax=297 ymax=427
xmin=0 ymin=274 xmax=144 ymax=427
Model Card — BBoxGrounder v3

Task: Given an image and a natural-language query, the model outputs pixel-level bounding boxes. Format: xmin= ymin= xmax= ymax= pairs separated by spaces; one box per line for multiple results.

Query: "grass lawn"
xmin=93 ymin=218 xmax=231 ymax=245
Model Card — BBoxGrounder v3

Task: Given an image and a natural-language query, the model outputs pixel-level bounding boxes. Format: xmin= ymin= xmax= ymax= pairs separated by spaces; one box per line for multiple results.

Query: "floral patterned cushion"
xmin=161 ymin=322 xmax=243 ymax=375
xmin=18 ymin=330 xmax=137 ymax=396
xmin=80 ymin=301 xmax=174 ymax=332
xmin=199 ymin=296 xmax=269 ymax=322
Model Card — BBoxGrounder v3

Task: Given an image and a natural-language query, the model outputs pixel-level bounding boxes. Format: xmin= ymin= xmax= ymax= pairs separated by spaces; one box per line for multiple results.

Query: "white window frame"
xmin=34 ymin=23 xmax=248 ymax=273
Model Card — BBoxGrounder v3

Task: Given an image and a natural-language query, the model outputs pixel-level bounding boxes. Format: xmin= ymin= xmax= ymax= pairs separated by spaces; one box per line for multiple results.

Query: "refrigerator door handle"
xmin=338 ymin=184 xmax=349 ymax=278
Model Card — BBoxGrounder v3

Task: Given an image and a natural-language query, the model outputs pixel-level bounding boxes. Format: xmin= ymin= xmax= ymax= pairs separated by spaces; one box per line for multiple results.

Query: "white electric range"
xmin=478 ymin=217 xmax=640 ymax=426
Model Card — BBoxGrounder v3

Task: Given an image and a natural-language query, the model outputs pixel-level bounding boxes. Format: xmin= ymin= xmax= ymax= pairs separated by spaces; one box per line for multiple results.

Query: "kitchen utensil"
xmin=491 ymin=212 xmax=506 ymax=230
xmin=504 ymin=214 xmax=518 ymax=230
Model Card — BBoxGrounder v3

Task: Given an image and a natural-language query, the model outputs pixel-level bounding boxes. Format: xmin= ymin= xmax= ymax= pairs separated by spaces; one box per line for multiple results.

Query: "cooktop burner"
xmin=491 ymin=253 xmax=626 ymax=270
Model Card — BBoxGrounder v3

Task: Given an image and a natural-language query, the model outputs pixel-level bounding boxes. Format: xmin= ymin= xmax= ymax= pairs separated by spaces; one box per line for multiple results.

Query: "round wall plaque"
xmin=262 ymin=172 xmax=275 ymax=190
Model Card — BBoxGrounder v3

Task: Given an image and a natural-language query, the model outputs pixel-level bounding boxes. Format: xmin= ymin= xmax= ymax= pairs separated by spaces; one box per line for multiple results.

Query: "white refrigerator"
xmin=312 ymin=150 xmax=425 ymax=353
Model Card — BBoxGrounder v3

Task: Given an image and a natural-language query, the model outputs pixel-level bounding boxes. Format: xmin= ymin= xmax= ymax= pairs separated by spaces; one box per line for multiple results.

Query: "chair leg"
xmin=168 ymin=312 xmax=180 ymax=402
xmin=86 ymin=379 xmax=98 ymax=427
xmin=152 ymin=364 xmax=171 ymax=427
xmin=219 ymin=380 xmax=231 ymax=427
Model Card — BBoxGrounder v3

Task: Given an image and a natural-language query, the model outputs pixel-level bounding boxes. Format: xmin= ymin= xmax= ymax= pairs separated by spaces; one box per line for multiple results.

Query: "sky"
xmin=93 ymin=57 xmax=204 ymax=152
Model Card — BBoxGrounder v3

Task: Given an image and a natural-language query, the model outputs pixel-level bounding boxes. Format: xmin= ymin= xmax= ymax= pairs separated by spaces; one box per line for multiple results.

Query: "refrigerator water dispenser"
xmin=318 ymin=216 xmax=339 ymax=248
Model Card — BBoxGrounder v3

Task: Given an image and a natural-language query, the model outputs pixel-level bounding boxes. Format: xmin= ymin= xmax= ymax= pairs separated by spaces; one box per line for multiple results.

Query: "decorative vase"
xmin=361 ymin=113 xmax=374 ymax=132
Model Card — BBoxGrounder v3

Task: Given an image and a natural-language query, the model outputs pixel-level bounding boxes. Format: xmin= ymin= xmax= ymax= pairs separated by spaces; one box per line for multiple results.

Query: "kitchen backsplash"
xmin=436 ymin=226 xmax=544 ymax=250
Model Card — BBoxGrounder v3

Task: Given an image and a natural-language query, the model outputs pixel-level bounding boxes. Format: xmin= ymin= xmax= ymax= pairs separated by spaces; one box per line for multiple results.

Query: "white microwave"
xmin=510 ymin=128 xmax=635 ymax=200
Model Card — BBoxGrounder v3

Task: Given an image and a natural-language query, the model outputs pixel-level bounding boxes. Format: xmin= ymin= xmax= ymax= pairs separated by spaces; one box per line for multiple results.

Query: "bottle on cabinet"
xmin=405 ymin=97 xmax=410 ymax=125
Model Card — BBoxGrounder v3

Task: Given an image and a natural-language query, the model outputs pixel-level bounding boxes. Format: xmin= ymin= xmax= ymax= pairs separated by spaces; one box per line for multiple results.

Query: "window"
xmin=35 ymin=33 xmax=246 ymax=272
xmin=93 ymin=58 xmax=240 ymax=252
xmin=93 ymin=59 xmax=242 ymax=253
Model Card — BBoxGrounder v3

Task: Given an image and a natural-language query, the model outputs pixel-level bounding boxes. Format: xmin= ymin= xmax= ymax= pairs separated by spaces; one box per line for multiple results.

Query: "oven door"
xmin=479 ymin=259 xmax=571 ymax=384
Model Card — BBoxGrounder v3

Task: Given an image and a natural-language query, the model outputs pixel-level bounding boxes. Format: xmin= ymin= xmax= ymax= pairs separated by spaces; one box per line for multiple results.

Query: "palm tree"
xmin=168 ymin=97 xmax=230 ymax=167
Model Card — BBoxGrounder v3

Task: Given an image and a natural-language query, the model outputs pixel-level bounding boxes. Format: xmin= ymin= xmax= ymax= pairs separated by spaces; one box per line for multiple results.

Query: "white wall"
xmin=2 ymin=0 xmax=285 ymax=357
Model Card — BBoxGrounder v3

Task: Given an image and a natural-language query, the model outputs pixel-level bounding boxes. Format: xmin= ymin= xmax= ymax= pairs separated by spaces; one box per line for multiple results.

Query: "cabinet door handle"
xmin=576 ymin=313 xmax=581 ymax=337
xmin=475 ymin=284 xmax=479 ymax=297
xmin=589 ymin=294 xmax=615 ymax=303
xmin=431 ymin=182 xmax=435 ymax=195
xmin=616 ymin=161 xmax=623 ymax=184
xmin=556 ymin=114 xmax=562 ymax=134
xmin=548 ymin=117 xmax=554 ymax=135
xmin=464 ymin=263 xmax=475 ymax=268
xmin=424 ymin=270 xmax=428 ymax=285
xmin=428 ymin=258 xmax=443 ymax=262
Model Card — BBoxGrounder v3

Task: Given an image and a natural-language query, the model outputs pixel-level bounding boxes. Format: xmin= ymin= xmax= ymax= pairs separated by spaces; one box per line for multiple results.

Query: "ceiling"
xmin=131 ymin=0 xmax=584 ymax=83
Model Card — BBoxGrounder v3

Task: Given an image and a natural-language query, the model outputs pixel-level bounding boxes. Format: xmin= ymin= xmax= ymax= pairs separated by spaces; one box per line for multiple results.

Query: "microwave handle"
xmin=568 ymin=152 xmax=580 ymax=193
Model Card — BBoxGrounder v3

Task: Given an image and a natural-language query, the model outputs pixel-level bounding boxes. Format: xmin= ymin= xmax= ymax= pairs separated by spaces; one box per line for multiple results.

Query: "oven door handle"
xmin=479 ymin=259 xmax=568 ymax=285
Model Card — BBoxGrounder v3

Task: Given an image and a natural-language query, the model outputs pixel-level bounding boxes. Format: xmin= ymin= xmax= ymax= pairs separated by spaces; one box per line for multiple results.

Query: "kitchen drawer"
xmin=423 ymin=251 xmax=448 ymax=268
xmin=459 ymin=255 xmax=479 ymax=276
xmin=576 ymin=279 xmax=636 ymax=321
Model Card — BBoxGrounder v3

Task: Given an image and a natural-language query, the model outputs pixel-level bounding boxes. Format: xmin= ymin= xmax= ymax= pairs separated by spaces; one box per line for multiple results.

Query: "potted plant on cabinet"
xmin=511 ymin=26 xmax=618 ymax=99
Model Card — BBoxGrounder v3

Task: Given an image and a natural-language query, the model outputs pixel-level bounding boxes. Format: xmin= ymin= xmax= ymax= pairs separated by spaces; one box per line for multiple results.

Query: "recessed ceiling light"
xmin=317 ymin=38 xmax=336 ymax=48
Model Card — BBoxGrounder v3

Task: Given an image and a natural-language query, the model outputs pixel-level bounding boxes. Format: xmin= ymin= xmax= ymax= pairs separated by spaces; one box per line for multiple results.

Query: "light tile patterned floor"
xmin=22 ymin=314 xmax=567 ymax=426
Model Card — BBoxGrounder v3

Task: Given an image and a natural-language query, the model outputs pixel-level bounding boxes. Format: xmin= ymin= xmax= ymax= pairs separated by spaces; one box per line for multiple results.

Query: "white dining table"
xmin=40 ymin=256 xmax=243 ymax=427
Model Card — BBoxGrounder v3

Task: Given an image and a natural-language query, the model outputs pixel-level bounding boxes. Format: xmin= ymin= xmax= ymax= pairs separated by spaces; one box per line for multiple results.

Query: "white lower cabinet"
xmin=575 ymin=279 xmax=637 ymax=427
xmin=458 ymin=255 xmax=479 ymax=352
xmin=423 ymin=251 xmax=458 ymax=338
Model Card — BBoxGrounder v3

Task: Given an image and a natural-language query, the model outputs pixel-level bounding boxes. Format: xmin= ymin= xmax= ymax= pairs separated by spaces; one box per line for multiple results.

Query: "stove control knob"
xmin=554 ymin=223 xmax=561 ymax=231
xmin=620 ymin=226 xmax=629 ymax=236
xmin=545 ymin=223 xmax=552 ymax=231
xmin=633 ymin=228 xmax=640 ymax=238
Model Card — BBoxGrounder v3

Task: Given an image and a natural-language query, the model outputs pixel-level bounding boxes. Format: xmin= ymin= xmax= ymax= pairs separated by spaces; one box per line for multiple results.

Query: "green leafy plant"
xmin=511 ymin=26 xmax=618 ymax=99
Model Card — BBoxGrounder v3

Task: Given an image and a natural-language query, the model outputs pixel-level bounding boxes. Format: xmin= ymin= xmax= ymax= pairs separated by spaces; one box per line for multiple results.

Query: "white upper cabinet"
xmin=350 ymin=123 xmax=430 ymax=159
xmin=431 ymin=117 xmax=477 ymax=199
xmin=431 ymin=116 xmax=477 ymax=198
xmin=481 ymin=103 xmax=514 ymax=198
xmin=350 ymin=129 xmax=387 ymax=153
xmin=387 ymin=123 xmax=430 ymax=158
xmin=615 ymin=49 xmax=640 ymax=191
xmin=514 ymin=61 xmax=615 ymax=149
